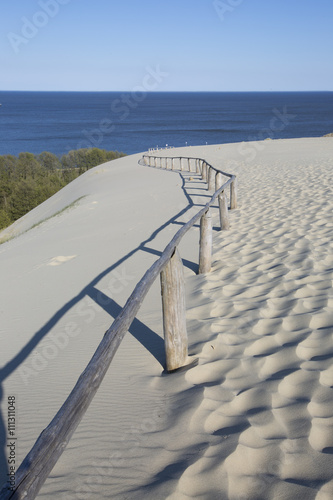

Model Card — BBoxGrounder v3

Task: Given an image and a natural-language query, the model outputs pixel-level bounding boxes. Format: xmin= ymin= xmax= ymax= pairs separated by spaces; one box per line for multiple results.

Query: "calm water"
xmin=0 ymin=91 xmax=332 ymax=157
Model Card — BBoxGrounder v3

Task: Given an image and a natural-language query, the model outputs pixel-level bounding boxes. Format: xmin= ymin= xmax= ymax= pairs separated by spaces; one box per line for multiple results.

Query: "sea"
xmin=0 ymin=91 xmax=332 ymax=157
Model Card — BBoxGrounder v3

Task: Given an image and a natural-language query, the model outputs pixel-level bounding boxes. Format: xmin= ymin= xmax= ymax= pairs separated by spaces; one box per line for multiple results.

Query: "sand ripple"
xmin=166 ymin=143 xmax=333 ymax=500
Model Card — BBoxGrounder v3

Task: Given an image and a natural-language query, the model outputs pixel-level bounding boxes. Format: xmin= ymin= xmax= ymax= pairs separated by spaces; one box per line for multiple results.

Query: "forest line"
xmin=0 ymin=148 xmax=126 ymax=230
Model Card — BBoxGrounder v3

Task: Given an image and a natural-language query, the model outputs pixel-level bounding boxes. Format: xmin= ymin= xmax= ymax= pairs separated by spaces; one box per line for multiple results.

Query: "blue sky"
xmin=1 ymin=0 xmax=332 ymax=91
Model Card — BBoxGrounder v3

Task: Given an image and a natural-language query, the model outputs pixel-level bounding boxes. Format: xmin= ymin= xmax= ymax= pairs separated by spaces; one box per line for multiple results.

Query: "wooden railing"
xmin=0 ymin=154 xmax=237 ymax=500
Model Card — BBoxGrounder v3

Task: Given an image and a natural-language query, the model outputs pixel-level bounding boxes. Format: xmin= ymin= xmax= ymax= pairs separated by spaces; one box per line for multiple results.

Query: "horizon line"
xmin=1 ymin=89 xmax=333 ymax=93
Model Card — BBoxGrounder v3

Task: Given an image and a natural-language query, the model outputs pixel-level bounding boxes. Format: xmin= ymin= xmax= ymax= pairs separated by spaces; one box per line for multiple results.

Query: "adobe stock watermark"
xmin=213 ymin=0 xmax=244 ymax=22
xmin=238 ymin=106 xmax=297 ymax=162
xmin=70 ymin=65 xmax=169 ymax=151
xmin=18 ymin=266 xmax=135 ymax=386
xmin=7 ymin=0 xmax=72 ymax=54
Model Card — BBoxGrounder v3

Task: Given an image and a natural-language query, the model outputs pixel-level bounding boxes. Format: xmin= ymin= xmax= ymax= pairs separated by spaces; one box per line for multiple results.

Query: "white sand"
xmin=0 ymin=138 xmax=332 ymax=499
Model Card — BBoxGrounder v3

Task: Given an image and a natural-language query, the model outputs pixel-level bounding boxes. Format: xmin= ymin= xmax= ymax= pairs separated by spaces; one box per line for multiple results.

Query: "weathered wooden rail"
xmin=0 ymin=154 xmax=237 ymax=500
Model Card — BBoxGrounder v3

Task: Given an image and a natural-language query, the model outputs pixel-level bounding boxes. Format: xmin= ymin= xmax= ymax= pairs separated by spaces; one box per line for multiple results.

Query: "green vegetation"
xmin=0 ymin=196 xmax=87 ymax=245
xmin=0 ymin=148 xmax=126 ymax=231
xmin=29 ymin=196 xmax=87 ymax=231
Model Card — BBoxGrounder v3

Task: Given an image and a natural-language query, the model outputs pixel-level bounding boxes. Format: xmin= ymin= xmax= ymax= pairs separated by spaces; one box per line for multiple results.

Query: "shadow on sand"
xmin=0 ymin=171 xmax=206 ymax=489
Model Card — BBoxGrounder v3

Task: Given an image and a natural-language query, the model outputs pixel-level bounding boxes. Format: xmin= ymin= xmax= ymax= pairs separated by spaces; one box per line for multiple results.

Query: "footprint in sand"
xmin=47 ymin=255 xmax=77 ymax=266
xmin=29 ymin=255 xmax=78 ymax=273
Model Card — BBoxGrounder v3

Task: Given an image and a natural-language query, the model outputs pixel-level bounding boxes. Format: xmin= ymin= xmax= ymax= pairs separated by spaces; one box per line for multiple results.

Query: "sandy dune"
xmin=0 ymin=138 xmax=332 ymax=499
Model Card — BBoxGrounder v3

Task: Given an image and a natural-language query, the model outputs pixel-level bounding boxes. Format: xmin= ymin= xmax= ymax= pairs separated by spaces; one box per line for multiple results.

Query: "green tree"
xmin=38 ymin=152 xmax=62 ymax=171
xmin=15 ymin=153 xmax=41 ymax=180
xmin=105 ymin=150 xmax=126 ymax=161
xmin=9 ymin=179 xmax=38 ymax=220
xmin=0 ymin=148 xmax=126 ymax=231
xmin=0 ymin=209 xmax=12 ymax=230
xmin=60 ymin=150 xmax=78 ymax=169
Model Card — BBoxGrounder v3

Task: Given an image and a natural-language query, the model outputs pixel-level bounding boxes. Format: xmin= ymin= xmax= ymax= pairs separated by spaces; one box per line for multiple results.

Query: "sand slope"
xmin=0 ymin=138 xmax=332 ymax=499
xmin=160 ymin=139 xmax=333 ymax=500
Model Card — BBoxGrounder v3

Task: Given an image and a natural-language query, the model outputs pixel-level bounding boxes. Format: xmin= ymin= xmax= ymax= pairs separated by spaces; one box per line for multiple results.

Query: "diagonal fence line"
xmin=0 ymin=154 xmax=237 ymax=500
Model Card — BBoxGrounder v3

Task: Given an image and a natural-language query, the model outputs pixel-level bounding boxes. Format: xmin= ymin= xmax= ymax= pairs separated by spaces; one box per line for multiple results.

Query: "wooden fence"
xmin=0 ymin=154 xmax=237 ymax=500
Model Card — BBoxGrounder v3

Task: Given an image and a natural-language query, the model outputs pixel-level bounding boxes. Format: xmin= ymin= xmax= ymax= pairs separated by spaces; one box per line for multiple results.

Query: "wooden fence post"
xmin=198 ymin=209 xmax=212 ymax=274
xmin=219 ymin=191 xmax=230 ymax=230
xmin=230 ymin=178 xmax=238 ymax=209
xmin=202 ymin=162 xmax=207 ymax=182
xmin=215 ymin=172 xmax=223 ymax=191
xmin=160 ymin=248 xmax=189 ymax=372
xmin=208 ymin=167 xmax=215 ymax=191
